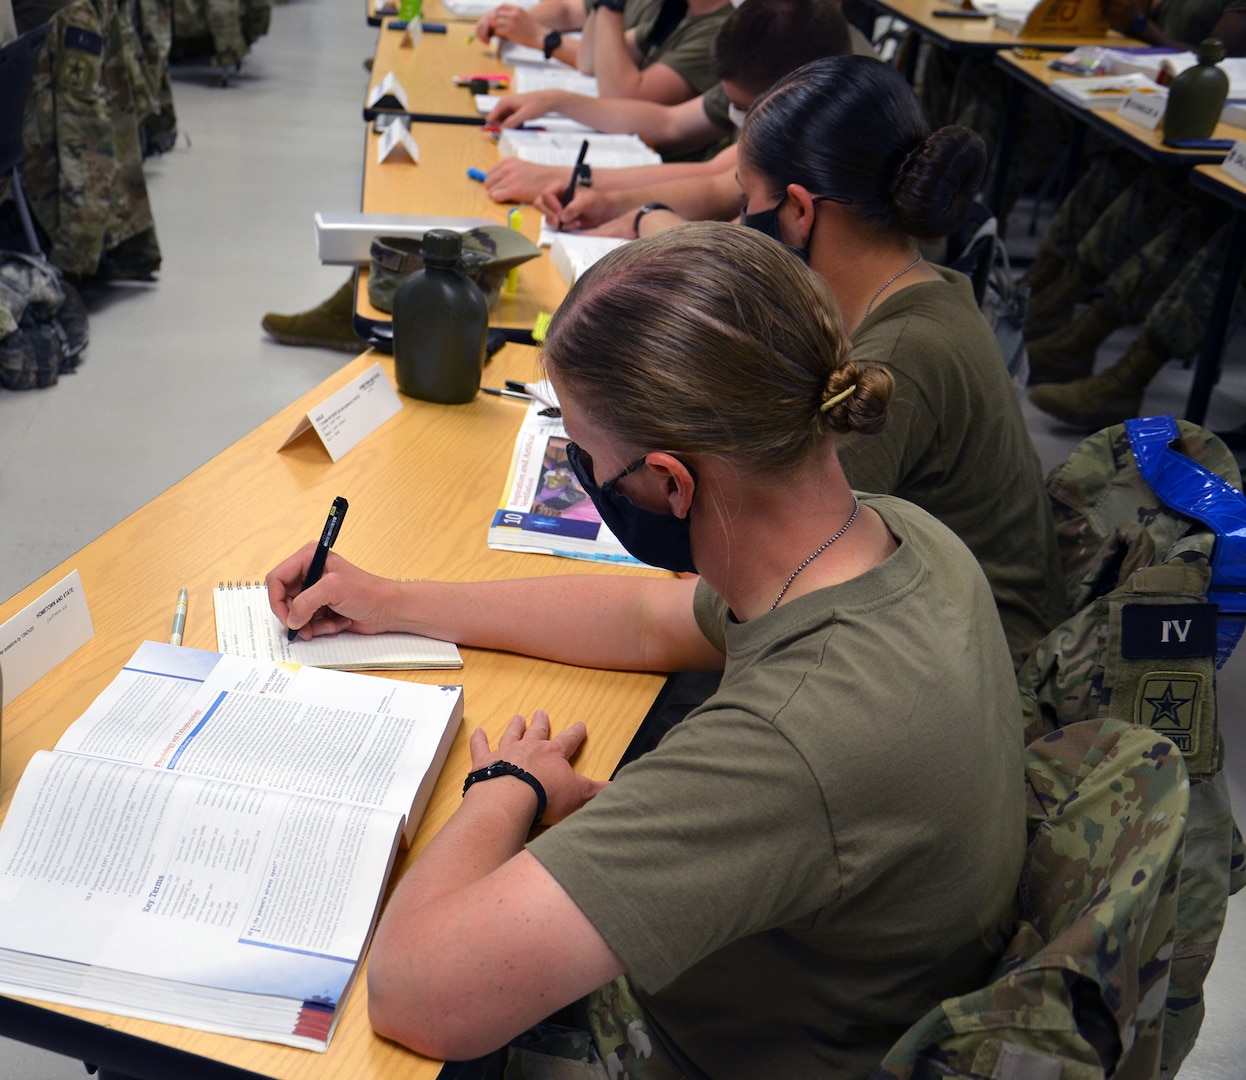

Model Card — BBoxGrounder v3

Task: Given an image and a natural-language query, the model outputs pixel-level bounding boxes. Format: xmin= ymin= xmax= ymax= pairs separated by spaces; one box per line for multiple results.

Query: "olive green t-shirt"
xmin=529 ymin=495 xmax=1026 ymax=1080
xmin=839 ymin=267 xmax=1065 ymax=671
xmin=635 ymin=0 xmax=730 ymax=94
xmin=1156 ymin=0 xmax=1246 ymax=47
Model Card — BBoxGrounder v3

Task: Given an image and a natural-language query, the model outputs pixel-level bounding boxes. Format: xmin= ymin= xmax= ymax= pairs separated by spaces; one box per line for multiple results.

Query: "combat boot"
xmin=1027 ymin=299 xmax=1125 ymax=385
xmin=261 ymin=279 xmax=361 ymax=353
xmin=1023 ymin=262 xmax=1098 ymax=342
xmin=1028 ymin=333 xmax=1171 ymax=429
xmin=1020 ymin=245 xmax=1066 ymax=296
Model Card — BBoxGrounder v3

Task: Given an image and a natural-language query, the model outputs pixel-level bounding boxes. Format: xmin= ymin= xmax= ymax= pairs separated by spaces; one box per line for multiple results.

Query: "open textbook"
xmin=214 ymin=580 xmax=462 ymax=670
xmin=488 ymin=398 xmax=646 ymax=565
xmin=497 ymin=129 xmax=661 ymax=168
xmin=0 ymin=641 xmax=463 ymax=1050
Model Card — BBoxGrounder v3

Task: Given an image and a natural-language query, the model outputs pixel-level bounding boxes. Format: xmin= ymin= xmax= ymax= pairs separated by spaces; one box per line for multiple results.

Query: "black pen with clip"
xmin=558 ymin=139 xmax=590 ymax=231
xmin=288 ymin=496 xmax=349 ymax=641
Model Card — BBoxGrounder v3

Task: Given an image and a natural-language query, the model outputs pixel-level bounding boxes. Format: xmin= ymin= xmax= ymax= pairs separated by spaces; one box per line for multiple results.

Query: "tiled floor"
xmin=1 ymin=0 xmax=1245 ymax=1074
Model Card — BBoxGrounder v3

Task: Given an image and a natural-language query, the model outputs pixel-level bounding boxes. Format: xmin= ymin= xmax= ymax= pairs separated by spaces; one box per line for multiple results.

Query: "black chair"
xmin=0 ymin=21 xmax=52 ymax=256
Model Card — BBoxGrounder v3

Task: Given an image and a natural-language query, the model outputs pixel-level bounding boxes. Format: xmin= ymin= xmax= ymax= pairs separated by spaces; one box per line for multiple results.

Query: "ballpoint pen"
xmin=558 ymin=139 xmax=589 ymax=231
xmin=289 ymin=496 xmax=349 ymax=641
xmin=481 ymin=386 xmax=533 ymax=400
xmin=169 ymin=588 xmax=188 ymax=646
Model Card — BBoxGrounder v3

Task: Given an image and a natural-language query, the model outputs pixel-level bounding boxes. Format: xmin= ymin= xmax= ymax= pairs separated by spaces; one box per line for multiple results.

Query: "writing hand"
xmin=266 ymin=545 xmax=397 ymax=639
xmin=534 ymin=184 xmax=613 ymax=230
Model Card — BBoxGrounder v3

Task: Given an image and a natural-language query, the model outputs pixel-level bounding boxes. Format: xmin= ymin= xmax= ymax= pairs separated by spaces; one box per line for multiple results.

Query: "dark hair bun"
xmin=820 ymin=361 xmax=894 ymax=437
xmin=890 ymin=126 xmax=987 ymax=240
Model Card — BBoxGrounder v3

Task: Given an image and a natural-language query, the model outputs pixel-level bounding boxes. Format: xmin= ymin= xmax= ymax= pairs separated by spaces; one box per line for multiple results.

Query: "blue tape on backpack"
xmin=1125 ymin=415 xmax=1246 ymax=666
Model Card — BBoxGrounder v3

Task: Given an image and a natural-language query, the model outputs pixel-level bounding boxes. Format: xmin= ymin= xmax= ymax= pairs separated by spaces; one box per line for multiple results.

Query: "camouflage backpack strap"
xmin=873 ymin=719 xmax=1189 ymax=1080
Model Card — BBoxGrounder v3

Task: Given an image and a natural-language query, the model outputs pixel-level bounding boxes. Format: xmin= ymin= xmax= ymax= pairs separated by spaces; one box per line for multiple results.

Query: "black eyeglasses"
xmin=565 ymin=441 xmax=647 ymax=494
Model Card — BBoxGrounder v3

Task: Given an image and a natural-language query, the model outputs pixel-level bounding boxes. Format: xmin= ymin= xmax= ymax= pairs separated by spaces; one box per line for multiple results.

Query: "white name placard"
xmin=1118 ymin=90 xmax=1165 ymax=131
xmin=367 ymin=72 xmax=409 ymax=110
xmin=1222 ymin=141 xmax=1246 ymax=185
xmin=280 ymin=361 xmax=404 ymax=462
xmin=399 ymin=20 xmax=423 ymax=47
xmin=0 ymin=570 xmax=94 ymax=706
xmin=378 ymin=119 xmax=420 ymax=164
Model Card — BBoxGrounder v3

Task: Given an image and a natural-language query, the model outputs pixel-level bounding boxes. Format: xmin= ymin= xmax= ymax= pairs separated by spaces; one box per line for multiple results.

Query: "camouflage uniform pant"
xmin=1036 ymin=153 xmax=1227 ymax=319
xmin=919 ymin=52 xmax=1074 ymax=212
xmin=1140 ymin=221 xmax=1246 ymax=360
xmin=503 ymin=978 xmax=687 ymax=1080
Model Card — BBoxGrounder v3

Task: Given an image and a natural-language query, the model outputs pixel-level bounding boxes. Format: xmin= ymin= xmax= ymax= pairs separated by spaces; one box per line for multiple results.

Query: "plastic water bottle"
xmin=392 ymin=230 xmax=489 ymax=404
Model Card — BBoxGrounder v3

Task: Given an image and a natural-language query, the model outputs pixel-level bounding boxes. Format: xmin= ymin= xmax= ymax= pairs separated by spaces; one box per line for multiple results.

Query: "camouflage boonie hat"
xmin=367 ymin=226 xmax=541 ymax=314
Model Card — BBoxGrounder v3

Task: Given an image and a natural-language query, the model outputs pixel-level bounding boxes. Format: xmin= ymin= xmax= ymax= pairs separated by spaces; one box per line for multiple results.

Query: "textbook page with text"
xmin=0 ymin=641 xmax=464 ymax=1049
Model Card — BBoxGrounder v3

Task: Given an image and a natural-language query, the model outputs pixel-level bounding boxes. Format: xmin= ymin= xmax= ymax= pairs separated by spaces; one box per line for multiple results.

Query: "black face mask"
xmin=740 ymin=195 xmax=810 ymax=264
xmin=741 ymin=193 xmax=846 ymax=264
xmin=565 ymin=441 xmax=698 ymax=574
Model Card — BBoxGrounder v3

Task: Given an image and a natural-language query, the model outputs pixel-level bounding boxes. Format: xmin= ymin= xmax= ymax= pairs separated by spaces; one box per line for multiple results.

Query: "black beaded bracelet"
xmin=462 ymin=760 xmax=547 ymax=831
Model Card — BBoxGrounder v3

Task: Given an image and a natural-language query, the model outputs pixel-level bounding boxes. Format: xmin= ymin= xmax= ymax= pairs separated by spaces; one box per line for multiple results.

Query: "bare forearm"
xmin=391 ymin=575 xmax=717 ymax=671
xmin=603 ymin=167 xmax=741 ymax=224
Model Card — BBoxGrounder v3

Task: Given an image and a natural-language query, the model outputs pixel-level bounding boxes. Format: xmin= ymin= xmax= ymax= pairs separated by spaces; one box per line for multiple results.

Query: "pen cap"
xmin=392 ymin=231 xmax=490 ymax=405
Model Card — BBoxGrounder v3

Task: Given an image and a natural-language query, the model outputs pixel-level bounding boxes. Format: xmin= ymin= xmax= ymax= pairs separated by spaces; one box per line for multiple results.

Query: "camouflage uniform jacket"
xmin=873 ymin=718 xmax=1190 ymax=1080
xmin=1018 ymin=420 xmax=1246 ymax=1078
xmin=20 ymin=0 xmax=161 ymax=277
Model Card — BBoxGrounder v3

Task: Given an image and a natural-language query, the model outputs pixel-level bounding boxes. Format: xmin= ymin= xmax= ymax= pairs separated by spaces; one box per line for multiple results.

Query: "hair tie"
xmin=820 ymin=383 xmax=856 ymax=412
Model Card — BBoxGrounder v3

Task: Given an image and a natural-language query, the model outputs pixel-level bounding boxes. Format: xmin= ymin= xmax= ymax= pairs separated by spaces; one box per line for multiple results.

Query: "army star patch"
xmin=1134 ymin=672 xmax=1204 ymax=754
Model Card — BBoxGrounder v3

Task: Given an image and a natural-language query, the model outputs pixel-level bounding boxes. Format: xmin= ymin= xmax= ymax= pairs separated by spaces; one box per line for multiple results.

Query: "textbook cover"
xmin=488 ymin=400 xmax=646 ymax=566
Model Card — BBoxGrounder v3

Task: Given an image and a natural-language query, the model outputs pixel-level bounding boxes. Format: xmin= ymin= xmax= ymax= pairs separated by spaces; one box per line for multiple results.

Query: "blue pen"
xmin=467 ymin=167 xmax=487 ymax=182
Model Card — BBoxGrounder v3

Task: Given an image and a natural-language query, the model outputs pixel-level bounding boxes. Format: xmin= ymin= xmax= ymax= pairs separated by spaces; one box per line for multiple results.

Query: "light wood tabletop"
xmin=366 ymin=17 xmax=513 ymax=121
xmin=0 ymin=348 xmax=667 ymax=1079
xmin=355 ymin=119 xmax=568 ymax=333
xmin=863 ymin=0 xmax=1120 ymax=50
xmin=994 ymin=51 xmax=1246 ymax=161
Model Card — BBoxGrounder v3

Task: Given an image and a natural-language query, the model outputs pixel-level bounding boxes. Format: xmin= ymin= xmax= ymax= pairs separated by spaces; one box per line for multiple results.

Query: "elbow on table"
xmin=368 ymin=961 xmax=505 ymax=1061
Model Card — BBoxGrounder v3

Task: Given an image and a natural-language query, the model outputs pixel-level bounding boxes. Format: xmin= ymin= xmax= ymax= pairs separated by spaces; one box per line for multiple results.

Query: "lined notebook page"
xmin=214 ymin=583 xmax=462 ymax=671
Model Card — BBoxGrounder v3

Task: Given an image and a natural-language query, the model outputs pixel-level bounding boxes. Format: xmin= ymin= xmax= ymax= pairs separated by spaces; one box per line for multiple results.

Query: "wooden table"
xmin=365 ymin=17 xmax=511 ymax=122
xmin=0 ymin=348 xmax=666 ymax=1080
xmin=354 ymin=119 xmax=567 ymax=338
xmin=862 ymin=0 xmax=1119 ymax=53
xmin=989 ymin=53 xmax=1246 ymax=421
xmin=987 ymin=50 xmax=1245 ymax=211
xmin=368 ymin=0 xmax=476 ymax=27
xmin=994 ymin=52 xmax=1245 ymax=161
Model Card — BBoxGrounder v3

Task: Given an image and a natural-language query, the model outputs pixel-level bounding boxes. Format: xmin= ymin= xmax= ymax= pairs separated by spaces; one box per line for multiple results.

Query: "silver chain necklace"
xmin=863 ymin=254 xmax=923 ymax=318
xmin=770 ymin=494 xmax=861 ymax=611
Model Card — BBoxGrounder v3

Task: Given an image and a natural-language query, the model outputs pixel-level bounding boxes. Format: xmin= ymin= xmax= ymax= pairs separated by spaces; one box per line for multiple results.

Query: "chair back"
xmin=0 ymin=22 xmax=50 ymax=176
xmin=874 ymin=718 xmax=1189 ymax=1080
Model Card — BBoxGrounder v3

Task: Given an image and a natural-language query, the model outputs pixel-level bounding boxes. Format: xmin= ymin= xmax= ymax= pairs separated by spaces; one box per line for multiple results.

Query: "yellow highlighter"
xmin=505 ymin=207 xmax=523 ymax=293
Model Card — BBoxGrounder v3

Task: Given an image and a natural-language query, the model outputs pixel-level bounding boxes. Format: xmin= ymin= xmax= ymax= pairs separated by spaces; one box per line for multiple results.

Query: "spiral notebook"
xmin=213 ymin=582 xmax=462 ymax=671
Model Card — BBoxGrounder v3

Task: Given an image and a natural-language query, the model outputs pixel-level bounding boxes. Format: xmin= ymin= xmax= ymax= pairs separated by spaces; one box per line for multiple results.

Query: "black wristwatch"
xmin=462 ymin=760 xmax=547 ymax=831
xmin=596 ymin=0 xmax=626 ymax=14
xmin=543 ymin=28 xmax=563 ymax=58
xmin=633 ymin=201 xmax=672 ymax=237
